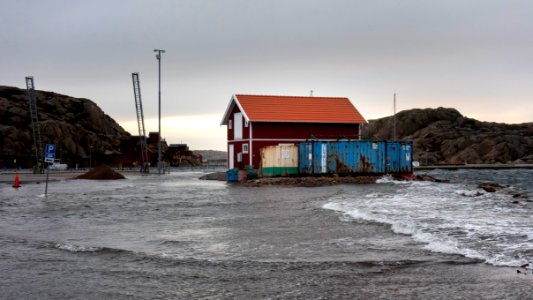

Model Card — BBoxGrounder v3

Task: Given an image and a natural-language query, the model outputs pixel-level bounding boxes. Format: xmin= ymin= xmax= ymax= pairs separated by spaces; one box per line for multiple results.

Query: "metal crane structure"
xmin=132 ymin=72 xmax=149 ymax=173
xmin=25 ymin=76 xmax=44 ymax=174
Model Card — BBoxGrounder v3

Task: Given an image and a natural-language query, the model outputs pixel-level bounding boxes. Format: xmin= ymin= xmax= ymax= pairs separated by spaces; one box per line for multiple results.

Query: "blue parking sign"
xmin=45 ymin=144 xmax=56 ymax=163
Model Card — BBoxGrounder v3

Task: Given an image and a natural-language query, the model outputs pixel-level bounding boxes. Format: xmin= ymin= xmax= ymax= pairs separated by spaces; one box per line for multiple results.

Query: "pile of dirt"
xmin=74 ymin=165 xmax=125 ymax=180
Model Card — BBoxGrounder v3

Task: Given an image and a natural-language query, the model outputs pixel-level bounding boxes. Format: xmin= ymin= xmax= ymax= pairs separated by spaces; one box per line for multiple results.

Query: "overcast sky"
xmin=2 ymin=0 xmax=532 ymax=150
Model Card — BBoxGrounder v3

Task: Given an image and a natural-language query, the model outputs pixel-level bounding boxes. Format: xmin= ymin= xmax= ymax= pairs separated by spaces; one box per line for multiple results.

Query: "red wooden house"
xmin=221 ymin=94 xmax=367 ymax=169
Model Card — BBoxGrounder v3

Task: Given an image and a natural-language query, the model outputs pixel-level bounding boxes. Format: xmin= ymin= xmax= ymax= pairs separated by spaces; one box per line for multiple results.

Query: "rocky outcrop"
xmin=362 ymin=107 xmax=533 ymax=164
xmin=0 ymin=85 xmax=130 ymax=167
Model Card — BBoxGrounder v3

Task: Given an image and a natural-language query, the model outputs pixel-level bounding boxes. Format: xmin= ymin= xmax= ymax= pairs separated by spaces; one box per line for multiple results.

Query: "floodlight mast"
xmin=154 ymin=49 xmax=165 ymax=174
xmin=393 ymin=93 xmax=397 ymax=141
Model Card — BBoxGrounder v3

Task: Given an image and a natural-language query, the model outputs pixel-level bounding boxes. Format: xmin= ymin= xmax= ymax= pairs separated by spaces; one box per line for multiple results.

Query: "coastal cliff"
xmin=0 ymin=85 xmax=130 ymax=167
xmin=362 ymin=107 xmax=533 ymax=164
xmin=2 ymin=84 xmax=531 ymax=167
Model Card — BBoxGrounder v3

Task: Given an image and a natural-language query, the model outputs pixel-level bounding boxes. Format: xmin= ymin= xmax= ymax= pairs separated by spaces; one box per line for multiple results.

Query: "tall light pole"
xmin=393 ymin=93 xmax=397 ymax=141
xmin=154 ymin=49 xmax=165 ymax=174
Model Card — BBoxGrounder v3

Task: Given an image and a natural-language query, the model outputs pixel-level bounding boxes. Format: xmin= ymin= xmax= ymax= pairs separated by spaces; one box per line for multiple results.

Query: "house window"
xmin=242 ymin=143 xmax=249 ymax=154
xmin=229 ymin=120 xmax=232 ymax=130
xmin=244 ymin=120 xmax=249 ymax=127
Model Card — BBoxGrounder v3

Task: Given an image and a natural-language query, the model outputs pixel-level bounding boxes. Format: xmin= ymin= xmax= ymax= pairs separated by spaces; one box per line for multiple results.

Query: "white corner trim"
xmin=232 ymin=95 xmax=251 ymax=123
xmin=220 ymin=94 xmax=236 ymax=126
xmin=220 ymin=94 xmax=251 ymax=126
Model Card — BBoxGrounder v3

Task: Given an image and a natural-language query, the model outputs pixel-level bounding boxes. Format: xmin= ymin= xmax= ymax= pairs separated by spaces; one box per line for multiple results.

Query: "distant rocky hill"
xmin=193 ymin=150 xmax=227 ymax=163
xmin=0 ymin=85 xmax=130 ymax=168
xmin=362 ymin=107 xmax=533 ymax=165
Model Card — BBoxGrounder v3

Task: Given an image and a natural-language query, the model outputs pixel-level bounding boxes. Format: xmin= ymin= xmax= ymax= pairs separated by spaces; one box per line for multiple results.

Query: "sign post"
xmin=44 ymin=144 xmax=56 ymax=196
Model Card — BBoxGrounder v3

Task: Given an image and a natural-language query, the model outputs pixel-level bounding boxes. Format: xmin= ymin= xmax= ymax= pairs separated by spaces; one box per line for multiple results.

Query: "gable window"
xmin=242 ymin=143 xmax=249 ymax=154
xmin=229 ymin=120 xmax=232 ymax=130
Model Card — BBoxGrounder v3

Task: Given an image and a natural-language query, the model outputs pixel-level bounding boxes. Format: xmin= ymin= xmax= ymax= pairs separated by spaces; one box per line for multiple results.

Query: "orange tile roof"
xmin=229 ymin=94 xmax=366 ymax=124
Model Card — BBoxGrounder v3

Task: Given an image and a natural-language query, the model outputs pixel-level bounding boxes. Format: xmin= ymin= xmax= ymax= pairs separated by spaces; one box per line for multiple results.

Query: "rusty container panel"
xmin=328 ymin=141 xmax=386 ymax=174
xmin=298 ymin=141 xmax=388 ymax=175
xmin=260 ymin=145 xmax=299 ymax=177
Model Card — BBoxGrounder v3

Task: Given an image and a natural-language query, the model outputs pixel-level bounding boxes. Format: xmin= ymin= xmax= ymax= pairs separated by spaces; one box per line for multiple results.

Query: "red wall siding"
xmin=228 ymin=141 xmax=251 ymax=169
xmin=227 ymin=106 xmax=250 ymax=141
xmin=227 ymin=119 xmax=361 ymax=169
xmin=252 ymin=122 xmax=359 ymax=140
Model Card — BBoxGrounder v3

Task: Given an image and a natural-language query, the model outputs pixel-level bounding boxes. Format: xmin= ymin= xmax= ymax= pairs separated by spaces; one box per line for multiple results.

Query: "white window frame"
xmin=242 ymin=143 xmax=249 ymax=154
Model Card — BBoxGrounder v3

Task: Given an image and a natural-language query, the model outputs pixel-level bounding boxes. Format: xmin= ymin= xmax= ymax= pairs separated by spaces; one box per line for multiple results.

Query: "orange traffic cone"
xmin=13 ymin=171 xmax=21 ymax=188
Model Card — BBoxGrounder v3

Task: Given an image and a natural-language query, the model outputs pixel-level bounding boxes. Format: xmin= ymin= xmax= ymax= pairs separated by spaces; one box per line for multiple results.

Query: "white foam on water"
xmin=323 ymin=178 xmax=533 ymax=267
xmin=376 ymin=175 xmax=410 ymax=185
xmin=55 ymin=242 xmax=101 ymax=253
xmin=375 ymin=175 xmax=395 ymax=184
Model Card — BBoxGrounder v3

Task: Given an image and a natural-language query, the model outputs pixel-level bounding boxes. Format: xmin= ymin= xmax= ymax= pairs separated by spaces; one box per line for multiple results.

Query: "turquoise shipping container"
xmin=298 ymin=141 xmax=413 ymax=175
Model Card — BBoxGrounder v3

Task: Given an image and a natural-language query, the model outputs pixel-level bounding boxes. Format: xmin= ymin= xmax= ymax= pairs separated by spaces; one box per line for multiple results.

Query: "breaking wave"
xmin=323 ymin=176 xmax=533 ymax=267
xmin=54 ymin=243 xmax=130 ymax=254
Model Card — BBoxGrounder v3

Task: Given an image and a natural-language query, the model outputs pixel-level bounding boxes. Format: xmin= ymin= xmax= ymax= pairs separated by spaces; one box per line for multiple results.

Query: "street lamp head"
xmin=154 ymin=49 xmax=165 ymax=60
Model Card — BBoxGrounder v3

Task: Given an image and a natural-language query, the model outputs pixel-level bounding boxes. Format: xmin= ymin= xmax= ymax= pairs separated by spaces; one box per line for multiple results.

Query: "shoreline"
xmin=415 ymin=163 xmax=533 ymax=170
xmin=0 ymin=172 xmax=83 ymax=184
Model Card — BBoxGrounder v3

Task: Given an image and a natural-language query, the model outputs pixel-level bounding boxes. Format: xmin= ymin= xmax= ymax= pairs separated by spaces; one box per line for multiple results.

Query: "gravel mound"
xmin=75 ymin=165 xmax=125 ymax=180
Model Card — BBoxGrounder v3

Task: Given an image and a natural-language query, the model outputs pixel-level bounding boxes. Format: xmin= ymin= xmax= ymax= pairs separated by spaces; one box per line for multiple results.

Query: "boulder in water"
xmin=477 ymin=182 xmax=507 ymax=193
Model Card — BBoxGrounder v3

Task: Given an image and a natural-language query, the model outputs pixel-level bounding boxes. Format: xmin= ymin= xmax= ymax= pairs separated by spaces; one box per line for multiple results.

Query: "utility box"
xmin=226 ymin=169 xmax=239 ymax=182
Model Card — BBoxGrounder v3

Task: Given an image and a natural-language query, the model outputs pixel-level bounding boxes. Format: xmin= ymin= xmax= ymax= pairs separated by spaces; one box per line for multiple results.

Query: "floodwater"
xmin=1 ymin=170 xmax=532 ymax=299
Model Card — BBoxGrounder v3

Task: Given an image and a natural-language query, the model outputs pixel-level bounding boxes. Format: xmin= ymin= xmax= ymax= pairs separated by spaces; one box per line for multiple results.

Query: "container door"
xmin=298 ymin=143 xmax=312 ymax=175
xmin=386 ymin=142 xmax=400 ymax=173
xmin=320 ymin=143 xmax=328 ymax=174
xmin=398 ymin=142 xmax=413 ymax=173
xmin=312 ymin=142 xmax=324 ymax=174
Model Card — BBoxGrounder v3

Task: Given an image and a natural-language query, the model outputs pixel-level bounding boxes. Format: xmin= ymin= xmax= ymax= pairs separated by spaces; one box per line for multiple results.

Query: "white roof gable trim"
xmin=220 ymin=94 xmax=250 ymax=126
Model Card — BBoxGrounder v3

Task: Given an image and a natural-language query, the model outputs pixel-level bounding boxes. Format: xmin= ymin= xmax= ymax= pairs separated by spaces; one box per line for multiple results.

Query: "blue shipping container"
xmin=298 ymin=141 xmax=413 ymax=175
